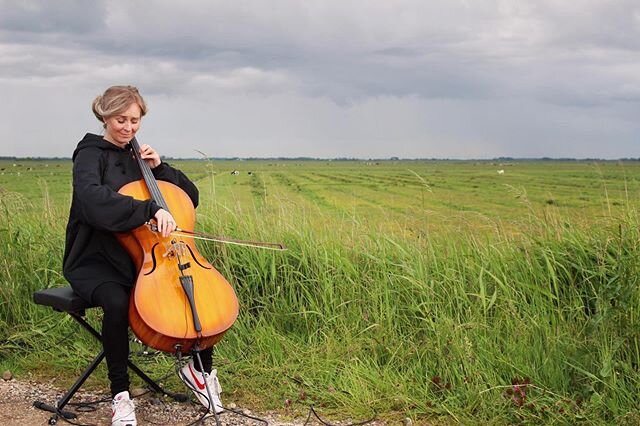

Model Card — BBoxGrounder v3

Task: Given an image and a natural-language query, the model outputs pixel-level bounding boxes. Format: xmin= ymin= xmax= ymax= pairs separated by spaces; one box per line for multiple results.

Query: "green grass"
xmin=2 ymin=159 xmax=640 ymax=423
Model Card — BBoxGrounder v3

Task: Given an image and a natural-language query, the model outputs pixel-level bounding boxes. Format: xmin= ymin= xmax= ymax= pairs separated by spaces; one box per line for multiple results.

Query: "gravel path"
xmin=0 ymin=374 xmax=304 ymax=426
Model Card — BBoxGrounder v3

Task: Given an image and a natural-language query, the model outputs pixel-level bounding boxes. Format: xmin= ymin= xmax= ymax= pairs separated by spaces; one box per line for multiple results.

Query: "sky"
xmin=1 ymin=0 xmax=639 ymax=159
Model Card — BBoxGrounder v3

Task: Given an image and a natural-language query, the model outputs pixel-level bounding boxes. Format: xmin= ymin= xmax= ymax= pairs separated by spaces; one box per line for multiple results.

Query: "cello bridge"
xmin=163 ymin=240 xmax=188 ymax=259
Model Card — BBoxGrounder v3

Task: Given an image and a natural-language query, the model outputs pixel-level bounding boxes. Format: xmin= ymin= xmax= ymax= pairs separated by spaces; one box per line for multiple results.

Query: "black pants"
xmin=92 ymin=282 xmax=213 ymax=397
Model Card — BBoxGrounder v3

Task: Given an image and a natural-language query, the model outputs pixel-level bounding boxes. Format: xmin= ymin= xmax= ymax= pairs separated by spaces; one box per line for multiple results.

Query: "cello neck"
xmin=129 ymin=137 xmax=170 ymax=212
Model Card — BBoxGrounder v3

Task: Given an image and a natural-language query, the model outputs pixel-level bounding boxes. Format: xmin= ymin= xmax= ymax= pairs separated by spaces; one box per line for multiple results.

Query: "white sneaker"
xmin=111 ymin=391 xmax=137 ymax=426
xmin=179 ymin=360 xmax=224 ymax=414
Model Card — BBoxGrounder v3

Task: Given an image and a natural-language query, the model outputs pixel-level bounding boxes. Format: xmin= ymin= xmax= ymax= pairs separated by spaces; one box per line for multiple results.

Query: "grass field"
xmin=2 ymin=158 xmax=640 ymax=424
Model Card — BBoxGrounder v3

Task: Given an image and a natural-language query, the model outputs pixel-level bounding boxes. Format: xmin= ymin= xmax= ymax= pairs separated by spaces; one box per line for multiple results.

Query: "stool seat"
xmin=33 ymin=287 xmax=92 ymax=313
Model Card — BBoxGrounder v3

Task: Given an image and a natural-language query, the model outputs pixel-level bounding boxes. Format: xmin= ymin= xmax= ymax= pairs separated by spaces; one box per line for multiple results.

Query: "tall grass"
xmin=2 ymin=185 xmax=640 ymax=424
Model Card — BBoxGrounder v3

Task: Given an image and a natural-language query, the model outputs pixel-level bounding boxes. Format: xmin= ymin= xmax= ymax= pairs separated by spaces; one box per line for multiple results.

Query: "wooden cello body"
xmin=116 ymin=141 xmax=238 ymax=354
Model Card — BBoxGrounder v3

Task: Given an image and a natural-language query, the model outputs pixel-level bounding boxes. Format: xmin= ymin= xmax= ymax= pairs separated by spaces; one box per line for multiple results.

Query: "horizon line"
xmin=1 ymin=156 xmax=639 ymax=162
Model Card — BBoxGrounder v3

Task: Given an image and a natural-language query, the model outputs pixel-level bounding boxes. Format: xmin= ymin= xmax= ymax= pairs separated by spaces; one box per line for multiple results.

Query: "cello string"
xmin=136 ymin=143 xmax=164 ymax=206
xmin=130 ymin=138 xmax=170 ymax=211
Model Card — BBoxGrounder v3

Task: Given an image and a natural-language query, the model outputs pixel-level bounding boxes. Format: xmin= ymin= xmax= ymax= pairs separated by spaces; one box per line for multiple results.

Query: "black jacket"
xmin=62 ymin=133 xmax=199 ymax=303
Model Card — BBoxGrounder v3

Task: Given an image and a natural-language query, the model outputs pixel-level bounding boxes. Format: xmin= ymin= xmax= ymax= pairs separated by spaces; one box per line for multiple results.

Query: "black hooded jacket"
xmin=63 ymin=133 xmax=199 ymax=303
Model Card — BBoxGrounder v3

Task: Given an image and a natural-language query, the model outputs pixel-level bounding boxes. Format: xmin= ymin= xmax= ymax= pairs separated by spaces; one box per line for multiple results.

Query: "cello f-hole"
xmin=184 ymin=244 xmax=212 ymax=270
xmin=143 ymin=243 xmax=160 ymax=276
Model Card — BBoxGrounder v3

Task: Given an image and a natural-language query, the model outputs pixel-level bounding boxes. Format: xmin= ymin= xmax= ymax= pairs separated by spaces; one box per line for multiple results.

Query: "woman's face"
xmin=103 ymin=102 xmax=142 ymax=147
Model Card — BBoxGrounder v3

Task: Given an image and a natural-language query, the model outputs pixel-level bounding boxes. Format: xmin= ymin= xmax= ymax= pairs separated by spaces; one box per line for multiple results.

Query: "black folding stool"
xmin=32 ymin=286 xmax=185 ymax=424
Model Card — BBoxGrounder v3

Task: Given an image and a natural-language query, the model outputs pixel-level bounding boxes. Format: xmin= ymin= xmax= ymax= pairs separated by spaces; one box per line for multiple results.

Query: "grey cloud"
xmin=0 ymin=0 xmax=639 ymax=158
xmin=3 ymin=0 xmax=639 ymax=107
xmin=0 ymin=0 xmax=106 ymax=34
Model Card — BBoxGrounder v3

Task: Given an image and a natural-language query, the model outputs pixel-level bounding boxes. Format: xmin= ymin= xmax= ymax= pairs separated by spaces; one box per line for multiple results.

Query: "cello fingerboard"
xmin=129 ymin=137 xmax=170 ymax=212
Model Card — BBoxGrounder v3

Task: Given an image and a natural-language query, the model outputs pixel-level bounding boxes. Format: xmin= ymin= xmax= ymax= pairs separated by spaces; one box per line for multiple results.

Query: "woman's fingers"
xmin=139 ymin=144 xmax=161 ymax=168
xmin=154 ymin=209 xmax=177 ymax=237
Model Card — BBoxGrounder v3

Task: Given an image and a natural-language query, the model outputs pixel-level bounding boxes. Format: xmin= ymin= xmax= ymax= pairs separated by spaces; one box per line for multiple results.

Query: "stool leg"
xmin=128 ymin=360 xmax=165 ymax=394
xmin=127 ymin=360 xmax=188 ymax=402
xmin=57 ymin=351 xmax=106 ymax=411
xmin=33 ymin=351 xmax=105 ymax=420
xmin=72 ymin=312 xmax=186 ymax=401
xmin=40 ymin=311 xmax=187 ymax=408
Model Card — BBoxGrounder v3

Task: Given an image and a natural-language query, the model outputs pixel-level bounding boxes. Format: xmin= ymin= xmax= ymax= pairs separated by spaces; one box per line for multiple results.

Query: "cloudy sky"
xmin=1 ymin=1 xmax=639 ymax=159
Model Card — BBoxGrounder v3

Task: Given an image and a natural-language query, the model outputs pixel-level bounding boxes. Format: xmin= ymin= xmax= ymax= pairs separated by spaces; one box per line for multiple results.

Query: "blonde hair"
xmin=92 ymin=85 xmax=148 ymax=126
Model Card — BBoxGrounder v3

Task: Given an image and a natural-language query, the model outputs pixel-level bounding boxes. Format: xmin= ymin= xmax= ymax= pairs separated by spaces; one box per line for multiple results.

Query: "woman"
xmin=63 ymin=86 xmax=223 ymax=426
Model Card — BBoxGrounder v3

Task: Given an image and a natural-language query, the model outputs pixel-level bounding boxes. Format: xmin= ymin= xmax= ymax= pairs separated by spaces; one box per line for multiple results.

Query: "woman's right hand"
xmin=154 ymin=209 xmax=177 ymax=237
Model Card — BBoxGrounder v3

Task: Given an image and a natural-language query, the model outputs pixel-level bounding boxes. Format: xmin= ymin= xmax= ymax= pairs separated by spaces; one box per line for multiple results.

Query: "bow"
xmin=145 ymin=222 xmax=287 ymax=251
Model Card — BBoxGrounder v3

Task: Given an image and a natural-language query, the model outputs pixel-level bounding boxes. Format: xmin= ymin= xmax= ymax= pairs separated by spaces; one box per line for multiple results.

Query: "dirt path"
xmin=0 ymin=375 xmax=302 ymax=425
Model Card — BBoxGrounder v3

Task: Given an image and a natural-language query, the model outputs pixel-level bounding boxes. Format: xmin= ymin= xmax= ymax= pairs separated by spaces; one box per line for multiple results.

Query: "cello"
xmin=116 ymin=137 xmax=239 ymax=354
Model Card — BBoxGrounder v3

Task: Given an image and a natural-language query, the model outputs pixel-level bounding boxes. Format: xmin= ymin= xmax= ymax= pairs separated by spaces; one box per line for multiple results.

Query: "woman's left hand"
xmin=139 ymin=144 xmax=162 ymax=169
